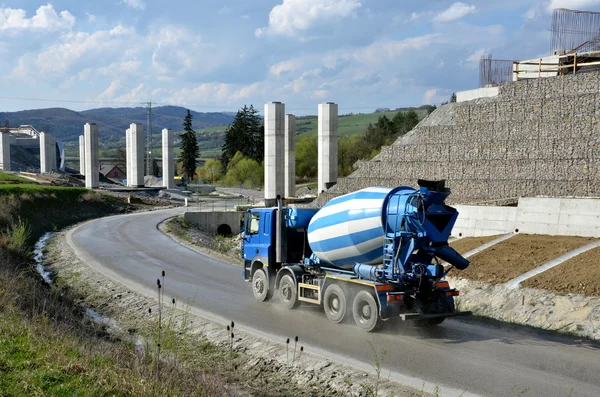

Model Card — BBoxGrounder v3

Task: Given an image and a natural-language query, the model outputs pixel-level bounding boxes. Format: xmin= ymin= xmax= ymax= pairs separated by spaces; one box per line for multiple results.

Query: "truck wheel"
xmin=323 ymin=284 xmax=347 ymax=323
xmin=279 ymin=274 xmax=299 ymax=309
xmin=252 ymin=268 xmax=272 ymax=302
xmin=352 ymin=290 xmax=380 ymax=332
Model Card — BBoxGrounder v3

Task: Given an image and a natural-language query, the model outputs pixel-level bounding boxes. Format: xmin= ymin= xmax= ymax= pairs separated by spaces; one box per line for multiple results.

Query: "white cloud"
xmin=547 ymin=0 xmax=600 ymax=11
xmin=352 ymin=34 xmax=441 ymax=66
xmin=433 ymin=2 xmax=476 ymax=23
xmin=466 ymin=48 xmax=487 ymax=65
xmin=0 ymin=4 xmax=75 ymax=32
xmin=9 ymin=24 xmax=137 ymax=80
xmin=98 ymin=80 xmax=121 ymax=100
xmin=122 ymin=0 xmax=146 ymax=10
xmin=255 ymin=0 xmax=361 ymax=38
xmin=423 ymin=88 xmax=437 ymax=104
xmin=149 ymin=26 xmax=223 ymax=80
xmin=270 ymin=59 xmax=302 ymax=77
xmin=164 ymin=81 xmax=267 ymax=106
xmin=86 ymin=13 xmax=96 ymax=23
xmin=114 ymin=83 xmax=146 ymax=103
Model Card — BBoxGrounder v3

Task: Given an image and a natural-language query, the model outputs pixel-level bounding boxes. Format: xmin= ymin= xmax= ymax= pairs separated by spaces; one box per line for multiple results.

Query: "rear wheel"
xmin=278 ymin=274 xmax=298 ymax=309
xmin=323 ymin=284 xmax=347 ymax=323
xmin=352 ymin=290 xmax=380 ymax=332
xmin=252 ymin=268 xmax=272 ymax=302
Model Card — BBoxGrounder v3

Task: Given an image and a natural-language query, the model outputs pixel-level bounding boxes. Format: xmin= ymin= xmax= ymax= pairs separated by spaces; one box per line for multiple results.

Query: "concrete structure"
xmin=284 ymin=114 xmax=296 ymax=198
xmin=317 ymin=102 xmax=338 ymax=194
xmin=321 ymin=71 xmax=600 ymax=205
xmin=162 ymin=128 xmax=175 ymax=189
xmin=79 ymin=135 xmax=85 ymax=176
xmin=0 ymin=132 xmax=10 ymax=171
xmin=127 ymin=123 xmax=144 ymax=187
xmin=513 ymin=55 xmax=560 ymax=81
xmin=264 ymin=101 xmax=285 ymax=206
xmin=84 ymin=123 xmax=99 ymax=189
xmin=125 ymin=127 xmax=131 ymax=181
xmin=452 ymin=197 xmax=600 ymax=238
xmin=39 ymin=132 xmax=56 ymax=174
xmin=184 ymin=211 xmax=245 ymax=236
xmin=456 ymin=87 xmax=499 ymax=103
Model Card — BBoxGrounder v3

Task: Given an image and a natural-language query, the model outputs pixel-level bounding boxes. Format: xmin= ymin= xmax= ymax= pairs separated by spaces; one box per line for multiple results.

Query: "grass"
xmin=0 ymin=172 xmax=34 ymax=184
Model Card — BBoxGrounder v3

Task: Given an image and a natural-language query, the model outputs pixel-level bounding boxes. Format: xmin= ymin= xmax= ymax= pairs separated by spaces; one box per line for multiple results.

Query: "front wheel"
xmin=352 ymin=290 xmax=380 ymax=332
xmin=278 ymin=274 xmax=299 ymax=309
xmin=252 ymin=268 xmax=272 ymax=302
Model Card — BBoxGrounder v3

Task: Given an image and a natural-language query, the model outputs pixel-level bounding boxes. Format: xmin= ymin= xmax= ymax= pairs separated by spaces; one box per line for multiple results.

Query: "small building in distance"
xmin=99 ymin=163 xmax=126 ymax=180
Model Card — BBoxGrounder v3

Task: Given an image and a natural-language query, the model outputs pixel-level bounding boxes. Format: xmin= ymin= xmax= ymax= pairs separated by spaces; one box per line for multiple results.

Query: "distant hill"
xmin=0 ymin=106 xmax=235 ymax=142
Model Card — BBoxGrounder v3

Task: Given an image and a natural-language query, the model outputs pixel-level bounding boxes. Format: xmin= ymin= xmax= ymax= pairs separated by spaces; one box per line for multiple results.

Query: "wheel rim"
xmin=329 ymin=294 xmax=340 ymax=314
xmin=281 ymin=283 xmax=292 ymax=302
xmin=358 ymin=301 xmax=372 ymax=323
xmin=254 ymin=275 xmax=264 ymax=295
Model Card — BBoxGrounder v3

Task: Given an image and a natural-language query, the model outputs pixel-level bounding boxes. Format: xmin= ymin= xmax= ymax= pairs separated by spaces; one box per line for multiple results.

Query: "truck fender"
xmin=274 ymin=265 xmax=305 ymax=289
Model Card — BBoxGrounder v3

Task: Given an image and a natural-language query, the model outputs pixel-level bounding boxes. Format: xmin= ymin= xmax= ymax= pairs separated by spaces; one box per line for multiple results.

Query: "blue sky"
xmin=2 ymin=0 xmax=600 ymax=115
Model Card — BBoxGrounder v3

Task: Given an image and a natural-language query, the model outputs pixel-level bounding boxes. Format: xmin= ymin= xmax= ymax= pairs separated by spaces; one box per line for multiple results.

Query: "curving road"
xmin=67 ymin=208 xmax=600 ymax=397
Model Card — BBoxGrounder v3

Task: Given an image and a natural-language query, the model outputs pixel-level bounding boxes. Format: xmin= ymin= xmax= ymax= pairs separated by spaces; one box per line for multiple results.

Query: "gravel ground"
xmin=45 ymin=227 xmax=432 ymax=397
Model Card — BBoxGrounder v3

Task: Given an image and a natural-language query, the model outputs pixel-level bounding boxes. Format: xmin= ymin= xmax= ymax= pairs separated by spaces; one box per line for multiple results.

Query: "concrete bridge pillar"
xmin=264 ymin=101 xmax=285 ymax=207
xmin=162 ymin=128 xmax=175 ymax=189
xmin=0 ymin=132 xmax=10 ymax=171
xmin=127 ymin=123 xmax=144 ymax=187
xmin=318 ymin=102 xmax=338 ymax=194
xmin=40 ymin=132 xmax=56 ymax=174
xmin=285 ymin=114 xmax=296 ymax=198
xmin=79 ymin=135 xmax=85 ymax=176
xmin=84 ymin=123 xmax=99 ymax=189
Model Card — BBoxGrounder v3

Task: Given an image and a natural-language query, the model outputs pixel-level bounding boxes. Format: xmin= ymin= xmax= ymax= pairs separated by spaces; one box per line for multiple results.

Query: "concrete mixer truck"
xmin=241 ymin=180 xmax=471 ymax=331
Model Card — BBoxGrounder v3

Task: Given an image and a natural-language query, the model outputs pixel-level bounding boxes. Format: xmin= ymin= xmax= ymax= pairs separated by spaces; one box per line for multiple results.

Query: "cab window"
xmin=247 ymin=212 xmax=260 ymax=235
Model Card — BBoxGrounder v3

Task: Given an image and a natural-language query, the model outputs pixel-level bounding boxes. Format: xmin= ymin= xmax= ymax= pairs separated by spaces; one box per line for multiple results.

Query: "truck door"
xmin=242 ymin=209 xmax=273 ymax=266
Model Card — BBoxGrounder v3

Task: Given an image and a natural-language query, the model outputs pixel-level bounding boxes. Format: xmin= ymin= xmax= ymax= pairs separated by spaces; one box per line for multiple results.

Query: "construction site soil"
xmin=522 ymin=245 xmax=600 ymax=296
xmin=448 ymin=234 xmax=597 ymax=285
xmin=449 ymin=235 xmax=501 ymax=255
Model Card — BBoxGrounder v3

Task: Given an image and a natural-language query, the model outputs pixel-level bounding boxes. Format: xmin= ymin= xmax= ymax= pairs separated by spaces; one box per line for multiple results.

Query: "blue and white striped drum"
xmin=307 ymin=186 xmax=421 ymax=269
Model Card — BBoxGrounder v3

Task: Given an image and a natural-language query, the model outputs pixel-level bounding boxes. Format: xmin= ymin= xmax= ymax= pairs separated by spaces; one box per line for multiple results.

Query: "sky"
xmin=2 ymin=0 xmax=600 ymax=115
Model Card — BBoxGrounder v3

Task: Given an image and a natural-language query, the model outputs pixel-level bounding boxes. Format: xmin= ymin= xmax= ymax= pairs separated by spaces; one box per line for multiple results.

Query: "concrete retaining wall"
xmin=320 ymin=71 xmax=600 ymax=205
xmin=184 ymin=211 xmax=245 ymax=236
xmin=456 ymin=87 xmax=499 ymax=102
xmin=453 ymin=197 xmax=600 ymax=237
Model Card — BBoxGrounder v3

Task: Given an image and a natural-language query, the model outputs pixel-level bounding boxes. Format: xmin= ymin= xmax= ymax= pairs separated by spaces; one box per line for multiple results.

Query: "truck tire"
xmin=278 ymin=274 xmax=299 ymax=309
xmin=323 ymin=284 xmax=347 ymax=323
xmin=352 ymin=290 xmax=380 ymax=332
xmin=252 ymin=268 xmax=272 ymax=302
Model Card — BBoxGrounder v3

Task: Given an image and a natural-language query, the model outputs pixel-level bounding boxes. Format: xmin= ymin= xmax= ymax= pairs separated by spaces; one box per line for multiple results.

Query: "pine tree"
xmin=179 ymin=110 xmax=200 ymax=181
xmin=221 ymin=105 xmax=263 ymax=168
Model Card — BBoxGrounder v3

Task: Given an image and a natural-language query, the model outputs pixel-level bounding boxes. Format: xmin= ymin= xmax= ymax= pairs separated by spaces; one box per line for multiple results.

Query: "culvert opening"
xmin=217 ymin=224 xmax=233 ymax=237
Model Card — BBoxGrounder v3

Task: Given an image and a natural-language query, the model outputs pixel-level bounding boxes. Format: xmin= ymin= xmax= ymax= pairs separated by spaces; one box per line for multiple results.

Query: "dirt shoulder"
xmin=47 ymin=228 xmax=432 ymax=397
xmin=448 ymin=234 xmax=597 ymax=284
xmin=449 ymin=235 xmax=502 ymax=255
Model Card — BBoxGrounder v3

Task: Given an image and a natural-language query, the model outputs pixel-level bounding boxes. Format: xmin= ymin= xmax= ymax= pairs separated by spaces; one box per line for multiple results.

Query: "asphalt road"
xmin=68 ymin=208 xmax=600 ymax=397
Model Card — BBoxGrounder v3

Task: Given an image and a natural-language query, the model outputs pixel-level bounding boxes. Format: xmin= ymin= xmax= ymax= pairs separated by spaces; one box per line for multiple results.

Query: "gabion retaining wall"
xmin=320 ymin=72 xmax=600 ymax=204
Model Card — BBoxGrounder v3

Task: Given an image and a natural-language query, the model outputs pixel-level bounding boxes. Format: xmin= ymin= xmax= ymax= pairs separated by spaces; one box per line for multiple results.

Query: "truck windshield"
xmin=247 ymin=212 xmax=260 ymax=235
